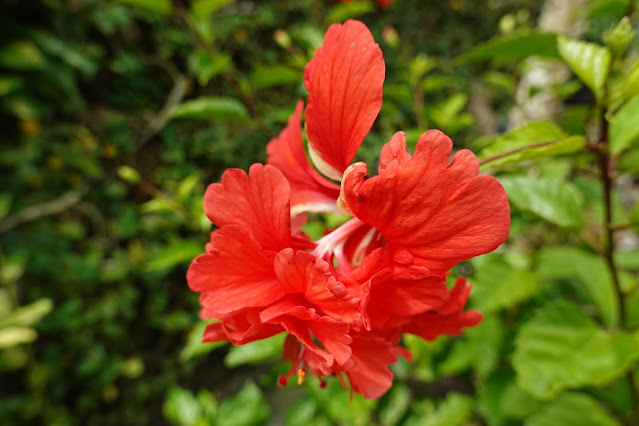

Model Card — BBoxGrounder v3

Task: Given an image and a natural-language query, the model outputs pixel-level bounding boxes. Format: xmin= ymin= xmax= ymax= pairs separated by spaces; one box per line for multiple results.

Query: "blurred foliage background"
xmin=1 ymin=0 xmax=639 ymax=425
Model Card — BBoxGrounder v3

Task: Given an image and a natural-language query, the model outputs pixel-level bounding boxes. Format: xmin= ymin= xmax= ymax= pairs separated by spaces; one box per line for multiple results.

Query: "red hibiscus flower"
xmin=187 ymin=19 xmax=510 ymax=400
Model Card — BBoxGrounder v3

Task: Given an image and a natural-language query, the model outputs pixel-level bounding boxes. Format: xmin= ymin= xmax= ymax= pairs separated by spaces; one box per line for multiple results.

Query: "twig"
xmin=0 ymin=188 xmax=85 ymax=233
xmin=478 ymin=139 xmax=560 ymax=166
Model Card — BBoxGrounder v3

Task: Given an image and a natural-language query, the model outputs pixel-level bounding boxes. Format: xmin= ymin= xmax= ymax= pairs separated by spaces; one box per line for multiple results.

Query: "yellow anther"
xmin=296 ymin=368 xmax=306 ymax=385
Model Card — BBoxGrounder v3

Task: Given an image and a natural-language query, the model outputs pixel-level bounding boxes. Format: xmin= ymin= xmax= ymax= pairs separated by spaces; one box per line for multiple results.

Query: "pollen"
xmin=297 ymin=368 xmax=307 ymax=385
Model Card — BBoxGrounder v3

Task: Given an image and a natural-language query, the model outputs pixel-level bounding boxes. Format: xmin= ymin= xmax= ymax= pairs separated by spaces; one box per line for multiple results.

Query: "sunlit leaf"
xmin=537 ymin=246 xmax=619 ymax=327
xmin=478 ymin=122 xmax=585 ymax=168
xmin=0 ymin=298 xmax=53 ymax=328
xmin=163 ymin=386 xmax=205 ymax=426
xmin=179 ymin=321 xmax=227 ymax=363
xmin=0 ymin=326 xmax=38 ymax=349
xmin=405 ymin=393 xmax=473 ymax=426
xmin=610 ymin=95 xmax=639 ymax=154
xmin=224 ymin=333 xmax=285 ymax=368
xmin=557 ymin=36 xmax=611 ymax=101
xmin=513 ymin=300 xmax=639 ymax=399
xmin=525 ymin=392 xmax=620 ymax=426
xmin=459 ymin=32 xmax=560 ymax=64
xmin=170 ymin=97 xmax=249 ymax=122
xmin=499 ymin=176 xmax=584 ymax=227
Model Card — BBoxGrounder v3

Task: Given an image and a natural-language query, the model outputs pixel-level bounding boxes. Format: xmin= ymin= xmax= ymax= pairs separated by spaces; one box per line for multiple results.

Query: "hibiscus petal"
xmin=274 ymin=249 xmax=362 ymax=324
xmin=204 ymin=164 xmax=291 ymax=251
xmin=342 ymin=334 xmax=399 ymax=399
xmin=403 ymin=277 xmax=483 ymax=340
xmin=267 ymin=100 xmax=341 ymax=216
xmin=187 ymin=225 xmax=285 ymax=316
xmin=304 ymin=20 xmax=385 ymax=180
xmin=202 ymin=310 xmax=283 ymax=345
xmin=340 ymin=130 xmax=510 ymax=274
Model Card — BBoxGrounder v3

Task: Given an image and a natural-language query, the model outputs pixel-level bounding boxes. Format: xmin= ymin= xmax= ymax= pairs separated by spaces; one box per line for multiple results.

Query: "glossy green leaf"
xmin=499 ymin=176 xmax=584 ymax=227
xmin=525 ymin=392 xmax=620 ymax=426
xmin=459 ymin=32 xmax=560 ymax=64
xmin=537 ymin=246 xmax=618 ymax=327
xmin=118 ymin=0 xmax=172 ymax=14
xmin=610 ymin=95 xmax=639 ymax=154
xmin=224 ymin=333 xmax=285 ymax=368
xmin=478 ymin=122 xmax=585 ymax=168
xmin=557 ymin=36 xmax=611 ymax=100
xmin=250 ymin=65 xmax=302 ymax=89
xmin=170 ymin=97 xmax=249 ymax=122
xmin=216 ymin=381 xmax=270 ymax=426
xmin=513 ymin=300 xmax=639 ymax=399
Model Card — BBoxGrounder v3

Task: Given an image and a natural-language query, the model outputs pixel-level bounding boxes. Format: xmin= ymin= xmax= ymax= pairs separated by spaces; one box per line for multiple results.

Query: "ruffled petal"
xmin=274 ymin=249 xmax=363 ymax=324
xmin=342 ymin=334 xmax=399 ymax=399
xmin=304 ymin=20 xmax=385 ymax=180
xmin=202 ymin=311 xmax=283 ymax=345
xmin=340 ymin=130 xmax=510 ymax=275
xmin=260 ymin=300 xmax=353 ymax=368
xmin=204 ymin=164 xmax=292 ymax=251
xmin=187 ymin=225 xmax=284 ymax=316
xmin=267 ymin=101 xmax=341 ymax=216
xmin=402 ymin=277 xmax=483 ymax=340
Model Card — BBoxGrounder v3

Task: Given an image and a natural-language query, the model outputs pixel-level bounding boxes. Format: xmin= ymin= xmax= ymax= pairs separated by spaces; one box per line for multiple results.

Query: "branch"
xmin=0 ymin=188 xmax=86 ymax=233
xmin=478 ymin=139 xmax=561 ymax=166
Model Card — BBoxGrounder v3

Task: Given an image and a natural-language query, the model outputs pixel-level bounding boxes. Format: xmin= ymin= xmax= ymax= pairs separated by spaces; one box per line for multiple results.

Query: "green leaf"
xmin=0 ymin=326 xmax=38 ymax=349
xmin=471 ymin=253 xmax=540 ymax=313
xmin=478 ymin=375 xmax=543 ymax=425
xmin=478 ymin=122 xmax=585 ymax=168
xmin=170 ymin=97 xmax=249 ymax=122
xmin=0 ymin=298 xmax=53 ymax=329
xmin=557 ymin=36 xmax=611 ymax=101
xmin=0 ymin=75 xmax=23 ymax=97
xmin=163 ymin=386 xmax=205 ymax=426
xmin=621 ymin=59 xmax=639 ymax=99
xmin=610 ymin=95 xmax=639 ymax=154
xmin=224 ymin=333 xmax=285 ymax=368
xmin=216 ymin=381 xmax=270 ymax=426
xmin=0 ymin=41 xmax=45 ymax=69
xmin=249 ymin=65 xmax=302 ymax=89
xmin=406 ymin=393 xmax=473 ymax=426
xmin=537 ymin=247 xmax=619 ymax=327
xmin=190 ymin=0 xmax=235 ymax=19
xmin=328 ymin=1 xmax=375 ymax=23
xmin=499 ymin=176 xmax=584 ymax=227
xmin=525 ymin=392 xmax=620 ymax=426
xmin=459 ymin=32 xmax=560 ymax=64
xmin=378 ymin=384 xmax=411 ymax=426
xmin=188 ymin=51 xmax=231 ymax=86
xmin=118 ymin=0 xmax=172 ymax=14
xmin=512 ymin=300 xmax=639 ymax=399
xmin=146 ymin=240 xmax=204 ymax=272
